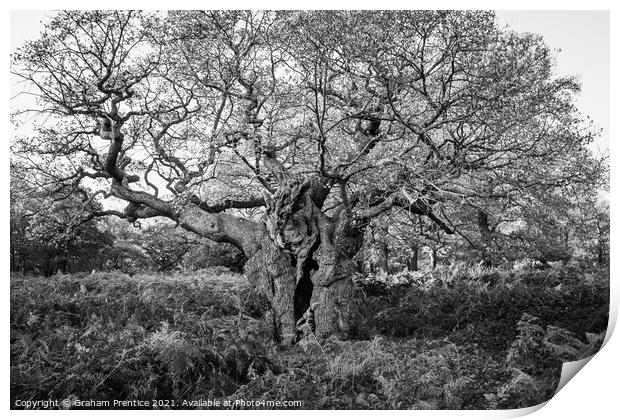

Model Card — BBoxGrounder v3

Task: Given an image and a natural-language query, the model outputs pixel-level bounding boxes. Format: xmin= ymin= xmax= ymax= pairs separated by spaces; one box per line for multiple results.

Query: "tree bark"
xmin=243 ymin=229 xmax=297 ymax=345
xmin=408 ymin=244 xmax=419 ymax=271
xmin=430 ymin=247 xmax=438 ymax=269
xmin=308 ymin=217 xmax=364 ymax=339
xmin=379 ymin=241 xmax=389 ymax=274
xmin=477 ymin=209 xmax=494 ymax=266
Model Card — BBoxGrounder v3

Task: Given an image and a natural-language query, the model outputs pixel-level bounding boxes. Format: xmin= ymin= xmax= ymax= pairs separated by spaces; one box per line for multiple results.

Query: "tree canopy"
xmin=12 ymin=11 xmax=604 ymax=242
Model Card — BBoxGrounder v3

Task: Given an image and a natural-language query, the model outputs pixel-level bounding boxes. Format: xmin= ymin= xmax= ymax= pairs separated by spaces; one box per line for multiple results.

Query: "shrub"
xmin=484 ymin=313 xmax=605 ymax=409
xmin=351 ymin=264 xmax=608 ymax=352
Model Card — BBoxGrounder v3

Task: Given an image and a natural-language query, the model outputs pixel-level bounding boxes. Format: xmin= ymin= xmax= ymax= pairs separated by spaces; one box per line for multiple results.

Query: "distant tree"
xmin=593 ymin=200 xmax=610 ymax=266
xmin=11 ymin=11 xmax=606 ymax=343
xmin=567 ymin=196 xmax=610 ymax=266
xmin=98 ymin=241 xmax=151 ymax=274
xmin=183 ymin=241 xmax=246 ymax=272
xmin=137 ymin=224 xmax=195 ymax=271
xmin=10 ymin=168 xmax=113 ymax=275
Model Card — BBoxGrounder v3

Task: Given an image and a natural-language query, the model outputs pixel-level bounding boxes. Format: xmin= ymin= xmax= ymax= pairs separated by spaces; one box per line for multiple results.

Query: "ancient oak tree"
xmin=12 ymin=11 xmax=602 ymax=344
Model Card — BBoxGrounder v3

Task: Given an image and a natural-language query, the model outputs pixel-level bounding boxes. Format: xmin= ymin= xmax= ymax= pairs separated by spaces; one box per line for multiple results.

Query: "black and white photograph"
xmin=8 ymin=8 xmax=611 ymax=411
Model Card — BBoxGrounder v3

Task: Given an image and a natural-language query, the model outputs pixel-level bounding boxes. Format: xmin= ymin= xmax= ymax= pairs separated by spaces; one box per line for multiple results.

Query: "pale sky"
xmin=11 ymin=10 xmax=610 ymax=153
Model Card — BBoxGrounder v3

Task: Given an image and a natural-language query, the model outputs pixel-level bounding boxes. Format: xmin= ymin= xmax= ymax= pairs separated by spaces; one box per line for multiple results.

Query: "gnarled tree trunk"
xmin=254 ymin=177 xmax=364 ymax=343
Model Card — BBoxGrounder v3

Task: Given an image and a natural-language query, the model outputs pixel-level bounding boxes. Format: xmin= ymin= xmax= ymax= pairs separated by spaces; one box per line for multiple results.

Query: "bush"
xmin=183 ymin=243 xmax=246 ymax=273
xmin=351 ymin=264 xmax=609 ymax=351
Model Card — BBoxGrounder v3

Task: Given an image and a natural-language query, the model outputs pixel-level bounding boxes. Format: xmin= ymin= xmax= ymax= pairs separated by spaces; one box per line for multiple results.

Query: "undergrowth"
xmin=11 ymin=264 xmax=608 ymax=409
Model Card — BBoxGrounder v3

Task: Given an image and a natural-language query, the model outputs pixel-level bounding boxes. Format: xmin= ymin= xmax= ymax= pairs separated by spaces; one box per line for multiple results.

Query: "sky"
xmin=10 ymin=11 xmax=54 ymax=51
xmin=10 ymin=10 xmax=610 ymax=153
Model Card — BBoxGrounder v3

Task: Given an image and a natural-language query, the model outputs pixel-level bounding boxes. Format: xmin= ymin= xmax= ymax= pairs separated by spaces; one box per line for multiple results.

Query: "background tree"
xmin=10 ymin=166 xmax=114 ymax=275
